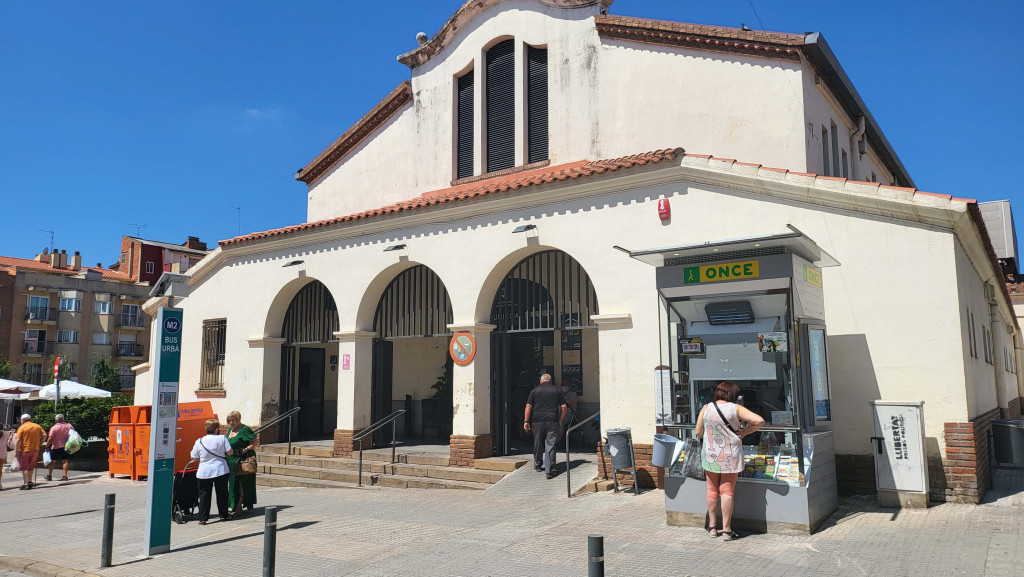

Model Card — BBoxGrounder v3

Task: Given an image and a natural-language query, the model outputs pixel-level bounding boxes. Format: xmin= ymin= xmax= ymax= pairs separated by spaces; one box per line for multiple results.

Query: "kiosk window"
xmin=669 ymin=293 xmax=794 ymax=428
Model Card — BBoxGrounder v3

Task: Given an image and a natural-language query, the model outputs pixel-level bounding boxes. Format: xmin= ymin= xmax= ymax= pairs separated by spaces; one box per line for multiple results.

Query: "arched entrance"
xmin=371 ymin=265 xmax=454 ymax=446
xmin=280 ymin=280 xmax=339 ymax=441
xmin=489 ymin=250 xmax=600 ymax=456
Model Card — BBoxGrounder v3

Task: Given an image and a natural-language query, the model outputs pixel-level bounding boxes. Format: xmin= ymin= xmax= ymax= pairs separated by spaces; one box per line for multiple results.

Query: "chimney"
xmin=184 ymin=236 xmax=207 ymax=251
xmin=49 ymin=250 xmax=60 ymax=268
xmin=35 ymin=247 xmax=49 ymax=262
xmin=96 ymin=262 xmax=103 ymax=268
xmin=59 ymin=249 xmax=68 ymax=269
xmin=70 ymin=251 xmax=82 ymax=271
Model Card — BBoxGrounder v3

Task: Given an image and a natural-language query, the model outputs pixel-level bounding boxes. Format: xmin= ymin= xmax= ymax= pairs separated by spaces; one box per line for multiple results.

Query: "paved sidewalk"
xmin=1 ymin=467 xmax=1022 ymax=576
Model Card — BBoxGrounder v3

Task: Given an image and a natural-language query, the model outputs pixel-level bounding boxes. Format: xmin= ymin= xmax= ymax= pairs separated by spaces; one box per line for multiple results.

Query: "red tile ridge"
xmin=788 ymin=171 xmax=817 ymax=177
xmin=709 ymin=157 xmax=736 ymax=163
xmin=913 ymin=190 xmax=953 ymax=201
xmin=759 ymin=167 xmax=789 ymax=173
xmin=951 ymin=197 xmax=977 ymax=204
xmin=222 ymin=148 xmax=685 ymax=247
xmin=733 ymin=161 xmax=762 ymax=168
xmin=295 ymin=81 xmax=413 ymax=185
xmin=816 ymin=176 xmax=848 ymax=183
xmin=878 ymin=184 xmax=917 ymax=194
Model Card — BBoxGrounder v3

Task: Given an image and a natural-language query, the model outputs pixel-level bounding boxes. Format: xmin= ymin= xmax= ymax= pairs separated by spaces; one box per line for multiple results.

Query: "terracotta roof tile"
xmin=0 ymin=256 xmax=131 ymax=281
xmin=594 ymin=14 xmax=805 ymax=61
xmin=295 ymin=81 xmax=413 ymax=185
xmin=222 ymin=148 xmax=686 ymax=247
xmin=221 ymin=149 xmax=974 ymax=249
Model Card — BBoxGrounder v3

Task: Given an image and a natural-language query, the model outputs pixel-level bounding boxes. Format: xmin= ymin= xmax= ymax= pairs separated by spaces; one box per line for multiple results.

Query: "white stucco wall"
xmin=305 ymin=2 xmax=900 ymax=224
xmin=168 ymin=158 xmax=997 ymax=456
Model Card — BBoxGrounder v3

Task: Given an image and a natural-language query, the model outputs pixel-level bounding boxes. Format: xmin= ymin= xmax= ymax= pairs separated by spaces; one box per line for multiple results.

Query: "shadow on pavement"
xmin=0 ymin=507 xmax=103 ymax=524
xmin=113 ymin=519 xmax=321 ymax=566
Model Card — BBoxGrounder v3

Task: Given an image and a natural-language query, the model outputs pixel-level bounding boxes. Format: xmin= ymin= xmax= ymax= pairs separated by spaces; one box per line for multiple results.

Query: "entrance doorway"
xmin=370 ymin=265 xmax=453 ymax=447
xmin=279 ymin=280 xmax=339 ymax=441
xmin=489 ymin=250 xmax=601 ymax=456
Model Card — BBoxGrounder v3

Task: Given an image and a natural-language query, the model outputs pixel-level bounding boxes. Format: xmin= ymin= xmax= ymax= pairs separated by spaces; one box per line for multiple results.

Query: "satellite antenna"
xmin=127 ymin=223 xmax=147 ymax=237
xmin=231 ymin=207 xmax=241 ymax=236
xmin=38 ymin=228 xmax=55 ymax=252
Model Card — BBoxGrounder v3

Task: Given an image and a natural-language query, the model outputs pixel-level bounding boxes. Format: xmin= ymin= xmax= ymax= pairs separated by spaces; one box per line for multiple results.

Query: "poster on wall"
xmin=561 ymin=329 xmax=583 ymax=393
xmin=757 ymin=332 xmax=788 ymax=353
xmin=809 ymin=328 xmax=831 ymax=421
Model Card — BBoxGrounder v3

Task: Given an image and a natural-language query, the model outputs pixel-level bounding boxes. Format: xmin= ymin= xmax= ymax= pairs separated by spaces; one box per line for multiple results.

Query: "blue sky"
xmin=1 ymin=1 xmax=1022 ymax=267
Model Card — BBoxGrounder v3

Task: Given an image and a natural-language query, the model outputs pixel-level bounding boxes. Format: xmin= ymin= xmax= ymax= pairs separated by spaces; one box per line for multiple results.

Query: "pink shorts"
xmin=16 ymin=451 xmax=39 ymax=471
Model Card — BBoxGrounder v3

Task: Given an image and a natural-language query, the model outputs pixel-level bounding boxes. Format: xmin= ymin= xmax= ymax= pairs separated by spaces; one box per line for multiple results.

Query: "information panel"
xmin=144 ymin=307 xmax=182 ymax=556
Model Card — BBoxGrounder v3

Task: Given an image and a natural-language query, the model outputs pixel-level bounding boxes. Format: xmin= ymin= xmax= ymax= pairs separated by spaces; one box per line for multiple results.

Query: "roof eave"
xmin=802 ymin=32 xmax=916 ymax=189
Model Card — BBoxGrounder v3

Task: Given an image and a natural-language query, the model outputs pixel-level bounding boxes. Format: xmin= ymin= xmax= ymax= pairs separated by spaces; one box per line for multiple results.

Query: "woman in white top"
xmin=190 ymin=419 xmax=234 ymax=524
xmin=694 ymin=381 xmax=764 ymax=541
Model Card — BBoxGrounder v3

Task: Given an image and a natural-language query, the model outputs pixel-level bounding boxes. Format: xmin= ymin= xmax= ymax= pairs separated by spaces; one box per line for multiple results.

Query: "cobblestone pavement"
xmin=1 ymin=467 xmax=1022 ymax=576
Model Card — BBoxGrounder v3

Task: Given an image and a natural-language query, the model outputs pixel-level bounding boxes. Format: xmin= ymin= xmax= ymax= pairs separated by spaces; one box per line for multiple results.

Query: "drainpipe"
xmin=850 ymin=115 xmax=866 ymax=181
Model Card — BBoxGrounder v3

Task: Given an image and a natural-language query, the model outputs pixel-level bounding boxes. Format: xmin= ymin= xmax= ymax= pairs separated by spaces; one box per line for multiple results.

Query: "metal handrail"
xmin=353 ymin=409 xmax=407 ymax=487
xmin=253 ymin=407 xmax=301 ymax=457
xmin=565 ymin=411 xmax=599 ymax=498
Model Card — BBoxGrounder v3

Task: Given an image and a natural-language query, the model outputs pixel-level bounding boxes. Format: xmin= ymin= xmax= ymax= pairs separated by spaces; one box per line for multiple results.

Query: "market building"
xmin=134 ymin=0 xmax=1023 ymax=519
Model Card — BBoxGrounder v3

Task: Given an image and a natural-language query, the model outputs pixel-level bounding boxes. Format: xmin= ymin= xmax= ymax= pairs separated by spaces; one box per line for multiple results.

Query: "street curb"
xmin=0 ymin=555 xmax=102 ymax=577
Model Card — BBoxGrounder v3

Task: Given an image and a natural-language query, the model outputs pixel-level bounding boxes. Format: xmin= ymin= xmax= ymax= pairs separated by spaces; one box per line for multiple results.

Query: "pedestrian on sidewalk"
xmin=0 ymin=426 xmax=13 ymax=491
xmin=225 ymin=410 xmax=258 ymax=516
xmin=45 ymin=414 xmax=74 ymax=482
xmin=190 ymin=419 xmax=234 ymax=525
xmin=524 ymin=373 xmax=567 ymax=480
xmin=694 ymin=381 xmax=764 ymax=541
xmin=14 ymin=414 xmax=45 ymax=490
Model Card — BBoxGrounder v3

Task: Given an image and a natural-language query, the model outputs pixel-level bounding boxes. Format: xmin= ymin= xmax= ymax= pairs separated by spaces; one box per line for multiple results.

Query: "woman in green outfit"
xmin=226 ymin=411 xmax=258 ymax=515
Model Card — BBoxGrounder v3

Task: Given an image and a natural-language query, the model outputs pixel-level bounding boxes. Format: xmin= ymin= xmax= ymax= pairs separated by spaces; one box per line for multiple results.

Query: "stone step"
xmin=256 ymin=463 xmax=491 ymax=490
xmin=385 ymin=462 xmax=507 ymax=484
xmin=255 ymin=473 xmax=369 ymax=490
xmin=256 ymin=452 xmax=389 ymax=473
xmin=473 ymin=457 xmax=529 ymax=472
xmin=360 ymin=449 xmax=451 ymax=467
xmin=259 ymin=445 xmax=334 ymax=458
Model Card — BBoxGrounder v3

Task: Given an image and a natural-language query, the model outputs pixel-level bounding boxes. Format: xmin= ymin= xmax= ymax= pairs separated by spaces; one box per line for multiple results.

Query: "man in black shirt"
xmin=524 ymin=374 xmax=567 ymax=479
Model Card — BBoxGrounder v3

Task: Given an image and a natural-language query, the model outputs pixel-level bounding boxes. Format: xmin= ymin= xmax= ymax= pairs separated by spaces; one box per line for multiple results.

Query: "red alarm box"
xmin=658 ymin=198 xmax=671 ymax=221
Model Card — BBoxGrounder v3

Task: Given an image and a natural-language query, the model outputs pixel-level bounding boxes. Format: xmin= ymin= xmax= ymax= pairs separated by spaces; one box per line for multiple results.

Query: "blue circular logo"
xmin=164 ymin=317 xmax=181 ymax=334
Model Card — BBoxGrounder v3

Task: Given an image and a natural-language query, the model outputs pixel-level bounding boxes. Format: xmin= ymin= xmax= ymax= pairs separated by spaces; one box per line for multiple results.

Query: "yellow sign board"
xmin=803 ymin=265 xmax=822 ymax=288
xmin=683 ymin=260 xmax=760 ymax=284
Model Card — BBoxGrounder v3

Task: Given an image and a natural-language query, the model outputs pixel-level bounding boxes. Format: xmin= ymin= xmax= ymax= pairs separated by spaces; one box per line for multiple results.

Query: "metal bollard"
xmin=100 ymin=493 xmax=115 ymax=568
xmin=263 ymin=506 xmax=278 ymax=577
xmin=588 ymin=534 xmax=604 ymax=577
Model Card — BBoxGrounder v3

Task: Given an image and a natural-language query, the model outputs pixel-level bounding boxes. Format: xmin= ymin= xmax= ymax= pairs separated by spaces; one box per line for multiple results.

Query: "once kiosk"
xmin=627 ymin=228 xmax=840 ymax=534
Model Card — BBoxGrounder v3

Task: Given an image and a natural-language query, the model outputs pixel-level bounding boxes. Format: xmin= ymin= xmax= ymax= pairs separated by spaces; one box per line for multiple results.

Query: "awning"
xmin=617 ymin=225 xmax=840 ymax=268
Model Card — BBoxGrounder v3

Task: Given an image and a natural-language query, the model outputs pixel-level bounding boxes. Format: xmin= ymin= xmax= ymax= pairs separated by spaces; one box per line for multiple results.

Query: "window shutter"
xmin=486 ymin=39 xmax=515 ymax=173
xmin=526 ymin=46 xmax=548 ymax=164
xmin=456 ymin=70 xmax=475 ymax=179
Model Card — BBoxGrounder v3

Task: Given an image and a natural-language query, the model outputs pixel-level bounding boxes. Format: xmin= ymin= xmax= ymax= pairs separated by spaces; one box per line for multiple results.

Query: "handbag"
xmin=681 ymin=437 xmax=705 ymax=480
xmin=234 ymin=450 xmax=258 ymax=475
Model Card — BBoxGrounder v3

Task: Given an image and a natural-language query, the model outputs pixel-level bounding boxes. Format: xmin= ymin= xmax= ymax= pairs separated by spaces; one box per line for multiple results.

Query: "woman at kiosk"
xmin=694 ymin=381 xmax=764 ymax=540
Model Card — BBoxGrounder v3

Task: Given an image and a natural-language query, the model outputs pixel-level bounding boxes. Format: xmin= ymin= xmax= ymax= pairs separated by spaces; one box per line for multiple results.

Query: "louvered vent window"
xmin=526 ymin=46 xmax=548 ymax=164
xmin=486 ymin=39 xmax=515 ymax=173
xmin=456 ymin=70 xmax=474 ymax=180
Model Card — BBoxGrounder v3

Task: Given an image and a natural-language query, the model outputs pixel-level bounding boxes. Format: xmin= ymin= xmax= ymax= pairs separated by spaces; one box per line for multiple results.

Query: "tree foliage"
xmin=31 ymin=396 xmax=134 ymax=440
xmin=90 ymin=356 xmax=121 ymax=392
xmin=0 ymin=355 xmax=12 ymax=379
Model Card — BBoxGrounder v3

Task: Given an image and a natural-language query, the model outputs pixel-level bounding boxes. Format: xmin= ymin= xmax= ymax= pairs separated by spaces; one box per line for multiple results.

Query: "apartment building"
xmin=0 ymin=248 xmax=152 ymax=390
xmin=110 ymin=236 xmax=209 ymax=285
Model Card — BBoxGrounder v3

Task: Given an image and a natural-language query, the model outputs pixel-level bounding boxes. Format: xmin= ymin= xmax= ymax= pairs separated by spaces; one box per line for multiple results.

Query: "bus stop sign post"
xmin=143 ymin=307 xmax=183 ymax=556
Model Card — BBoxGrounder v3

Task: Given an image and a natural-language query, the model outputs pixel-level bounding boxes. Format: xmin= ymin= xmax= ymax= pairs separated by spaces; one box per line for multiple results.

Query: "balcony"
xmin=23 ymin=341 xmax=55 ymax=355
xmin=25 ymin=307 xmax=58 ymax=323
xmin=119 ymin=313 xmax=146 ymax=329
xmin=115 ymin=342 xmax=145 ymax=358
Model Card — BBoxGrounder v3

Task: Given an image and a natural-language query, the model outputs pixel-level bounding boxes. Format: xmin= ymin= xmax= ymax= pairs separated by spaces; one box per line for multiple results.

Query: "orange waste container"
xmin=131 ymin=401 xmax=218 ymax=480
xmin=108 ymin=405 xmax=143 ymax=479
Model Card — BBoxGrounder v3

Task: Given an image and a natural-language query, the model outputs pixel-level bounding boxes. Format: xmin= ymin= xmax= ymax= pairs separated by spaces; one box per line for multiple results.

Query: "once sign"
xmin=449 ymin=332 xmax=477 ymax=366
xmin=683 ymin=260 xmax=760 ymax=284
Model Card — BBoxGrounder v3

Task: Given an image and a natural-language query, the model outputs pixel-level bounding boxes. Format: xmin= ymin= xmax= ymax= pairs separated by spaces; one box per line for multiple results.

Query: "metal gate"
xmin=279 ymin=280 xmax=339 ymax=441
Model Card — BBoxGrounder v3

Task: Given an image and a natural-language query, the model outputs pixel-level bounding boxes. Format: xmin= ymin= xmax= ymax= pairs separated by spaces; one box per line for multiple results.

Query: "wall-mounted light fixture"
xmin=383 ymin=244 xmax=407 ymax=252
xmin=512 ymin=224 xmax=536 ymax=233
xmin=282 ymin=260 xmax=304 ymax=267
